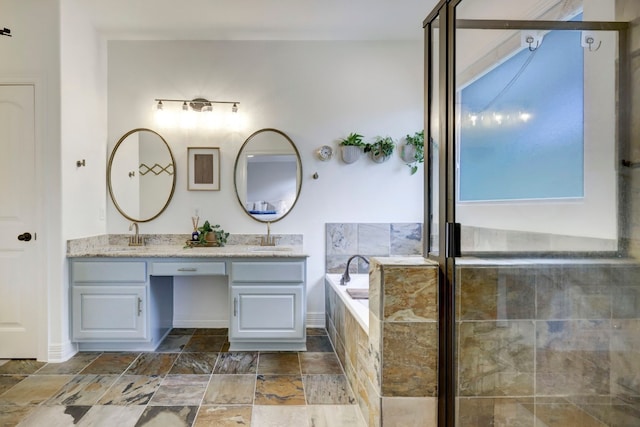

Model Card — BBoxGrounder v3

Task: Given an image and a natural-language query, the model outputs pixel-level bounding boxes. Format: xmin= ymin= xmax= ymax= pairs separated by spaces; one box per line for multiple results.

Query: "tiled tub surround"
xmin=456 ymin=259 xmax=640 ymax=426
xmin=325 ymin=223 xmax=422 ymax=274
xmin=326 ymin=257 xmax=438 ymax=427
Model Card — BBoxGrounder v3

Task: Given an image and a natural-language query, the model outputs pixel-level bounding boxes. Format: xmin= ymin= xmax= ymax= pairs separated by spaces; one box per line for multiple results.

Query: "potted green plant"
xmin=402 ymin=130 xmax=424 ymax=174
xmin=339 ymin=132 xmax=365 ymax=164
xmin=365 ymin=136 xmax=395 ymax=163
xmin=197 ymin=220 xmax=229 ymax=247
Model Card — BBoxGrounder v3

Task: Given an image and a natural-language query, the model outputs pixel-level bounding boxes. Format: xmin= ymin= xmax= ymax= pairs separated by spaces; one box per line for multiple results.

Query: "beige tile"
xmin=0 ymin=359 xmax=46 ymax=375
xmin=0 ymin=406 xmax=35 ymax=426
xmin=80 ymin=352 xmax=139 ymax=375
xmin=203 ymin=374 xmax=256 ymax=405
xmin=46 ymin=374 xmax=118 ymax=406
xmin=0 ymin=375 xmax=26 ymax=395
xmin=214 ymin=352 xmax=258 ymax=374
xmin=382 ymin=322 xmax=438 ymax=397
xmin=303 ymin=374 xmax=356 ymax=405
xmin=536 ymin=320 xmax=610 ymax=396
xmin=458 ymin=320 xmax=534 ymax=397
xmin=251 ymin=405 xmax=310 ymax=427
xmin=458 ymin=397 xmax=535 ymax=426
xmin=77 ymin=404 xmax=146 ymax=427
xmin=300 ymin=352 xmax=342 ymax=375
xmin=149 ymin=375 xmax=208 ymax=406
xmin=0 ymin=375 xmax=73 ymax=405
xmin=134 ymin=405 xmax=198 ymax=426
xmin=97 ymin=375 xmax=162 ymax=406
xmin=36 ymin=353 xmax=101 ymax=375
xmin=381 ymin=396 xmax=437 ymax=427
xmin=384 ymin=266 xmax=438 ymax=322
xmin=254 ymin=375 xmax=305 ymax=405
xmin=169 ymin=352 xmax=218 ymax=375
xmin=194 ymin=405 xmax=252 ymax=427
xmin=13 ymin=405 xmax=91 ymax=426
xmin=307 ymin=405 xmax=367 ymax=427
xmin=258 ymin=353 xmax=300 ymax=375
xmin=183 ymin=335 xmax=226 ymax=352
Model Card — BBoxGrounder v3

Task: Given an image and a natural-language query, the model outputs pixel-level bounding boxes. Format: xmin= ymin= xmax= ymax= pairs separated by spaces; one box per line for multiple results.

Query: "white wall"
xmin=107 ymin=40 xmax=424 ymax=325
xmin=57 ymin=0 xmax=107 ymax=359
xmin=61 ymin=0 xmax=107 ymax=240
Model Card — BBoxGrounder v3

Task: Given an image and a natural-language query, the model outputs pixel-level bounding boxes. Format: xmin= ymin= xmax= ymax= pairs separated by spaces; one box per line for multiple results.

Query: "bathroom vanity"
xmin=68 ymin=244 xmax=308 ymax=352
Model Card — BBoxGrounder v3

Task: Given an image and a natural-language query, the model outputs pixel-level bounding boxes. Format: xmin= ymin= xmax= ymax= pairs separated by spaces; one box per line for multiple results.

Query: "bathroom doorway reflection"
xmin=425 ymin=1 xmax=639 ymax=426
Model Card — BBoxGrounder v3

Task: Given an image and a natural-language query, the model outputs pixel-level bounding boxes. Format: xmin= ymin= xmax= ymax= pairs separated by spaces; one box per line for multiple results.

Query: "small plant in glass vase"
xmin=365 ymin=136 xmax=395 ymax=163
xmin=402 ymin=130 xmax=424 ymax=175
xmin=197 ymin=220 xmax=229 ymax=247
xmin=338 ymin=132 xmax=365 ymax=164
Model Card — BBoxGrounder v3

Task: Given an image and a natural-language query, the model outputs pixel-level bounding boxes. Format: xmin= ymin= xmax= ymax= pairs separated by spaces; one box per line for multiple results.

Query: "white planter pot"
xmin=341 ymin=145 xmax=362 ymax=164
xmin=401 ymin=144 xmax=417 ymax=163
xmin=370 ymin=151 xmax=390 ymax=163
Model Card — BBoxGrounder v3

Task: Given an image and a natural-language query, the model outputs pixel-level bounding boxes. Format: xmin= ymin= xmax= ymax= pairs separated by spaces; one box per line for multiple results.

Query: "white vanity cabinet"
xmin=71 ymin=261 xmax=149 ymax=342
xmin=229 ymin=260 xmax=307 ymax=351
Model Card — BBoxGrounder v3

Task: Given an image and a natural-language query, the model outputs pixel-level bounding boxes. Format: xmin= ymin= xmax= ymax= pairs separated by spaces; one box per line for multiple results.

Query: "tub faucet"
xmin=340 ymin=255 xmax=369 ymax=285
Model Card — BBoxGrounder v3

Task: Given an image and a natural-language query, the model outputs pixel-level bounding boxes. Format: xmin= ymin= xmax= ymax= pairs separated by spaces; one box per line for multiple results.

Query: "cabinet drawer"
xmin=231 ymin=261 xmax=305 ymax=282
xmin=151 ymin=261 xmax=226 ymax=276
xmin=72 ymin=261 xmax=147 ymax=283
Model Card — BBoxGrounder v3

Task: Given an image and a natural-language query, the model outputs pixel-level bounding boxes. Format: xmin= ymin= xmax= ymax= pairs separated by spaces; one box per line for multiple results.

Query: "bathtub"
xmin=325 ymin=273 xmax=369 ymax=332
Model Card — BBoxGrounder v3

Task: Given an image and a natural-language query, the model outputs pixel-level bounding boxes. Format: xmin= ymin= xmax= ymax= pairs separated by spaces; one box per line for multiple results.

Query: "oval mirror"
xmin=107 ymin=128 xmax=176 ymax=223
xmin=234 ymin=128 xmax=302 ymax=223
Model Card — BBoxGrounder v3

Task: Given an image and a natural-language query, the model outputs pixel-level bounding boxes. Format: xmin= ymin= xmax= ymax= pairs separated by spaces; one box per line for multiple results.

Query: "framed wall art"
xmin=187 ymin=147 xmax=220 ymax=191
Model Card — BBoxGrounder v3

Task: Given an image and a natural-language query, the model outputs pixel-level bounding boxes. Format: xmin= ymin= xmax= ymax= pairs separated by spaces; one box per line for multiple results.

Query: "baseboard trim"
xmin=172 ymin=320 xmax=229 ymax=329
xmin=48 ymin=340 xmax=77 ymax=363
xmin=306 ymin=311 xmax=326 ymax=328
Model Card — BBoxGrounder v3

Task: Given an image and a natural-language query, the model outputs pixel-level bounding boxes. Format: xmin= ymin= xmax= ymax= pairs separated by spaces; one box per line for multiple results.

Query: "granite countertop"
xmin=67 ymin=245 xmax=307 ymax=258
xmin=67 ymin=234 xmax=308 ymax=258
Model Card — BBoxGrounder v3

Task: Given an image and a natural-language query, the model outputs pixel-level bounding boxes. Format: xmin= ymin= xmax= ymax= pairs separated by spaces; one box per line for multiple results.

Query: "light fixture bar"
xmin=155 ymin=98 xmax=239 ymax=106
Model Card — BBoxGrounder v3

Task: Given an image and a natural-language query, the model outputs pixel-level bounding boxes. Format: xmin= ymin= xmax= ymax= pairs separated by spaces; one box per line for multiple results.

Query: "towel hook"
xmin=526 ymin=35 xmax=539 ymax=52
xmin=585 ymin=36 xmax=601 ymax=52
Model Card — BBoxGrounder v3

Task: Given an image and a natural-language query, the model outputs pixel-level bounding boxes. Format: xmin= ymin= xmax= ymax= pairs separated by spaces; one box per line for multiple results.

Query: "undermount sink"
xmin=248 ymin=246 xmax=293 ymax=252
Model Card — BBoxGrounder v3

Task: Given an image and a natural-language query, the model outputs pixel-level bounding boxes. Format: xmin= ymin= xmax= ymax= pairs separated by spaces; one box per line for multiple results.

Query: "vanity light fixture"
xmin=154 ymin=97 xmax=241 ymax=130
xmin=154 ymin=98 xmax=240 ymax=113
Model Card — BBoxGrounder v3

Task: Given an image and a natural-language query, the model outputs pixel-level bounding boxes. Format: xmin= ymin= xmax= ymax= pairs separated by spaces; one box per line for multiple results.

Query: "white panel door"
xmin=0 ymin=85 xmax=38 ymax=358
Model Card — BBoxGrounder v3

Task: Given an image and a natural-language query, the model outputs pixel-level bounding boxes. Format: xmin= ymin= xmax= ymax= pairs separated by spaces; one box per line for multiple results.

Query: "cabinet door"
xmin=72 ymin=286 xmax=147 ymax=341
xmin=230 ymin=285 xmax=304 ymax=339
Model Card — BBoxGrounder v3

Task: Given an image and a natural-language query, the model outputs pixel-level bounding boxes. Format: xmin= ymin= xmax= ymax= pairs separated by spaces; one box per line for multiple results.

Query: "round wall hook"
xmin=312 ymin=172 xmax=319 ymax=179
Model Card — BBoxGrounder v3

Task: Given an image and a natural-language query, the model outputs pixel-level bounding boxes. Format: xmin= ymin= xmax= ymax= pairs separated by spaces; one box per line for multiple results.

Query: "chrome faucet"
xmin=340 ymin=255 xmax=369 ymax=285
xmin=128 ymin=222 xmax=144 ymax=246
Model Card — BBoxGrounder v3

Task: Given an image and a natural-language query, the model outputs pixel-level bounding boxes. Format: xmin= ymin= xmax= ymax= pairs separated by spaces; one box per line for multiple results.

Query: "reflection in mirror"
xmin=107 ymin=128 xmax=176 ymax=223
xmin=234 ymin=128 xmax=302 ymax=223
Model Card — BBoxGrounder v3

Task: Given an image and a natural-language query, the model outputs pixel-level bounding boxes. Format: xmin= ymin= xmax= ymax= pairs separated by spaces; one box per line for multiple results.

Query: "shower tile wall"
xmin=456 ymin=261 xmax=640 ymax=426
xmin=325 ymin=223 xmax=422 ymax=272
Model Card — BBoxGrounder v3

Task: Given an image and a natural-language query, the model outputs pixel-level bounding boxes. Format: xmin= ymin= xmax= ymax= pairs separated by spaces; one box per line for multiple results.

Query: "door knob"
xmin=17 ymin=232 xmax=32 ymax=242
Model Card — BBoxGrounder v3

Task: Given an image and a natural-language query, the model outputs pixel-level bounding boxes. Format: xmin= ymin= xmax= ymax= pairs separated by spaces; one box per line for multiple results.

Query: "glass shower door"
xmin=425 ymin=1 xmax=640 ymax=425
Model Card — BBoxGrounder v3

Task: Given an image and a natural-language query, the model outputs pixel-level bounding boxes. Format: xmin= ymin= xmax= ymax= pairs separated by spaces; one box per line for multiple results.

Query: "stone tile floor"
xmin=0 ymin=328 xmax=366 ymax=426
